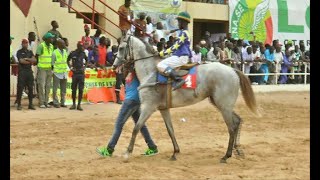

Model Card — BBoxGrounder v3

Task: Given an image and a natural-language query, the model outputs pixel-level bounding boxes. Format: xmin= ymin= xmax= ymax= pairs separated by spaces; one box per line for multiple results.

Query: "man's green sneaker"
xmin=142 ymin=148 xmax=159 ymax=156
xmin=96 ymin=147 xmax=113 ymax=157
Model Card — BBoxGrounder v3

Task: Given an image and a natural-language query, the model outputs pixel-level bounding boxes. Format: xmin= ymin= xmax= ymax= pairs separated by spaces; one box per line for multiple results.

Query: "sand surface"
xmin=10 ymin=91 xmax=310 ymax=180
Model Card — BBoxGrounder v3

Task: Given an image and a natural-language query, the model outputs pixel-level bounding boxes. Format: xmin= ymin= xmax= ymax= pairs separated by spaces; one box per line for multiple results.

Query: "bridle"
xmin=116 ymin=35 xmax=156 ymax=69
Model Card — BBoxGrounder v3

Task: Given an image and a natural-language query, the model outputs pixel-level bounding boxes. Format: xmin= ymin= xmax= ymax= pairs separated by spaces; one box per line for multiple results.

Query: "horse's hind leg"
xmin=233 ymin=112 xmax=245 ymax=158
xmin=160 ymin=109 xmax=180 ymax=160
xmin=220 ymin=109 xmax=240 ymax=163
xmin=125 ymin=104 xmax=157 ymax=159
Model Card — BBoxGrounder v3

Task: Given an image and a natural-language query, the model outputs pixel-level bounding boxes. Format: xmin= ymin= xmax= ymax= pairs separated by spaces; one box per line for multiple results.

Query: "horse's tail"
xmin=234 ymin=69 xmax=259 ymax=115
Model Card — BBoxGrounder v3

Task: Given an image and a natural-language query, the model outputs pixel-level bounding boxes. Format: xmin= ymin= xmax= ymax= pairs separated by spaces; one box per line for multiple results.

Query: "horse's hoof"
xmin=170 ymin=156 xmax=177 ymax=161
xmin=220 ymin=158 xmax=227 ymax=163
xmin=234 ymin=149 xmax=245 ymax=158
xmin=122 ymin=152 xmax=130 ymax=163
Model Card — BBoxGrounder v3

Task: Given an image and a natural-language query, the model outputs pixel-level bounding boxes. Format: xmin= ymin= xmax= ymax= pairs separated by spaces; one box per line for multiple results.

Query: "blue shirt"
xmin=264 ymin=49 xmax=275 ymax=62
xmin=161 ymin=30 xmax=192 ymax=58
xmin=88 ymin=50 xmax=99 ymax=63
xmin=125 ymin=72 xmax=140 ymax=102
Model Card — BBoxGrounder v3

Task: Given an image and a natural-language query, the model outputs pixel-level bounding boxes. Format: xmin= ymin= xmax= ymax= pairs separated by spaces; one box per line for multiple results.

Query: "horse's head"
xmin=113 ymin=33 xmax=133 ymax=69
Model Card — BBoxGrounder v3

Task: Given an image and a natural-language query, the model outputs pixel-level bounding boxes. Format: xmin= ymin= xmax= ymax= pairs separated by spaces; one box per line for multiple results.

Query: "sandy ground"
xmin=10 ymin=91 xmax=310 ymax=180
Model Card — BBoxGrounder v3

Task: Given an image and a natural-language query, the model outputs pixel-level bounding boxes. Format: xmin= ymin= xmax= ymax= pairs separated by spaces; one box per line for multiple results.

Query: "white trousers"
xmin=157 ymin=55 xmax=189 ymax=72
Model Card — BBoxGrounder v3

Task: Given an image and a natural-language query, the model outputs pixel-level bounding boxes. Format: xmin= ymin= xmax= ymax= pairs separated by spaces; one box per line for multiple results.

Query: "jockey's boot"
xmin=164 ymin=67 xmax=185 ymax=91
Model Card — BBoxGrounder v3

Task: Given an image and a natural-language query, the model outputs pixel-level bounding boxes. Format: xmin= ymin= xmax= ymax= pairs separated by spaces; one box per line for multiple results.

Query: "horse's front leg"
xmin=124 ymin=103 xmax=157 ymax=160
xmin=160 ymin=109 xmax=180 ymax=160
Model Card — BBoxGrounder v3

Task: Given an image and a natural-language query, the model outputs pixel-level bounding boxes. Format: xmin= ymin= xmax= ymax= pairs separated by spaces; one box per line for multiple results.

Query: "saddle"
xmin=158 ymin=63 xmax=198 ymax=77
xmin=157 ymin=63 xmax=199 ymax=110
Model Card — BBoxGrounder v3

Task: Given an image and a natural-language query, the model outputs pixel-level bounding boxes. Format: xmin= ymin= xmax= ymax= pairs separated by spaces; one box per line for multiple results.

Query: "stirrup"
xmin=172 ymin=80 xmax=185 ymax=91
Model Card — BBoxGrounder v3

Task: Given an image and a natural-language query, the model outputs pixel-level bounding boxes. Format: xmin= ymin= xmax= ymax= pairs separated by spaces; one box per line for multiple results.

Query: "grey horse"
xmin=113 ymin=34 xmax=258 ymax=163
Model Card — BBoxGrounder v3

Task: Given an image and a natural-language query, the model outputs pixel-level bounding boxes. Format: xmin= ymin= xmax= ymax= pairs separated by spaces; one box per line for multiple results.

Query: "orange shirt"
xmin=118 ymin=5 xmax=131 ymax=31
xmin=98 ymin=45 xmax=107 ymax=66
xmin=133 ymin=19 xmax=146 ymax=37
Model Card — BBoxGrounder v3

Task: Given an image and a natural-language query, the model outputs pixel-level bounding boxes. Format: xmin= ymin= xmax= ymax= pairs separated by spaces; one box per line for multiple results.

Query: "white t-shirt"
xmin=146 ymin=23 xmax=153 ymax=35
xmin=274 ymin=52 xmax=284 ymax=72
xmin=154 ymin=29 xmax=170 ymax=42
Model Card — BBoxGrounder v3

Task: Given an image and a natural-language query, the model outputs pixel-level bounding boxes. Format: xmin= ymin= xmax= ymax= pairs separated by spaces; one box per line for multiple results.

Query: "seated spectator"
xmin=191 ymin=45 xmax=202 ymax=64
xmin=145 ymin=16 xmax=154 ymax=42
xmin=157 ymin=41 xmax=165 ymax=52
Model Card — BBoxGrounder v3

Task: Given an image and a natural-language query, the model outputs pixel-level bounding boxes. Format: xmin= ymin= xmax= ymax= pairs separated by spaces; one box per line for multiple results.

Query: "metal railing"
xmin=226 ymin=61 xmax=310 ymax=85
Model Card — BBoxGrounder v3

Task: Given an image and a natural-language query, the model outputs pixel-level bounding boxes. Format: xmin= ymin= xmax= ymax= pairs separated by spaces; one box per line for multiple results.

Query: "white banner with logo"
xmin=229 ymin=0 xmax=310 ymax=49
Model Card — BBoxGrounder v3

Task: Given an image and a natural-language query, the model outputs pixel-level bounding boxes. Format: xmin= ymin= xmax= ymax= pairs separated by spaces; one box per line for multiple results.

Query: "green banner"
xmin=49 ymin=68 xmax=117 ymax=105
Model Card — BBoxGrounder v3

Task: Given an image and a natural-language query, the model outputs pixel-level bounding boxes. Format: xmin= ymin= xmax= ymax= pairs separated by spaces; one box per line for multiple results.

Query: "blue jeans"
xmin=107 ymin=99 xmax=157 ymax=150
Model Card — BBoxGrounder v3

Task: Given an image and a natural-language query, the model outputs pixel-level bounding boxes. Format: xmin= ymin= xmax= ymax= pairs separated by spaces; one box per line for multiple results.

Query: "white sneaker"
xmin=22 ymin=92 xmax=28 ymax=99
xmin=251 ymin=82 xmax=259 ymax=85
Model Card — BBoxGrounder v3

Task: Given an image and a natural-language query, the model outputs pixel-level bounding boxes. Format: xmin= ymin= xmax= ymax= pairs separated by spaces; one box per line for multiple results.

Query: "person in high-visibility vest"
xmin=36 ymin=32 xmax=55 ymax=108
xmin=51 ymin=38 xmax=69 ymax=108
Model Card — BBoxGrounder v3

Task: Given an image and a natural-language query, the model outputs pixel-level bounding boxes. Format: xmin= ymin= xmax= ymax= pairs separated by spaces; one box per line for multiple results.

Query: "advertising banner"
xmin=229 ymin=0 xmax=310 ymax=49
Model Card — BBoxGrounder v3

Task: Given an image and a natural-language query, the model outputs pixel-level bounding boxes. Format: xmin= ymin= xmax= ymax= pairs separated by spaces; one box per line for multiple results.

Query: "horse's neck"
xmin=134 ymin=58 xmax=157 ymax=84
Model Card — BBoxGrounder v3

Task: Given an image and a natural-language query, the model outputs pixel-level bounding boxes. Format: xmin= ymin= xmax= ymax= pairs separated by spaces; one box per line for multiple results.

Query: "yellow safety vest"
xmin=38 ymin=42 xmax=54 ymax=69
xmin=53 ymin=49 xmax=68 ymax=73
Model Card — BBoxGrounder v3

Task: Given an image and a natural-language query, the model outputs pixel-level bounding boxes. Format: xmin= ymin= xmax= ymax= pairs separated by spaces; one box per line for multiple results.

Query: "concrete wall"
xmin=10 ymin=0 xmax=92 ymax=51
xmin=10 ymin=0 xmax=229 ymax=52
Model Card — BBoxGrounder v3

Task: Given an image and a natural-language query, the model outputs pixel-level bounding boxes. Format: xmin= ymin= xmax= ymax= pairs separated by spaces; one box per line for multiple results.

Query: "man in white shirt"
xmin=191 ymin=45 xmax=202 ymax=64
xmin=153 ymin=22 xmax=179 ymax=42
xmin=145 ymin=16 xmax=154 ymax=42
xmin=242 ymin=46 xmax=253 ymax=74
xmin=273 ymin=44 xmax=284 ymax=83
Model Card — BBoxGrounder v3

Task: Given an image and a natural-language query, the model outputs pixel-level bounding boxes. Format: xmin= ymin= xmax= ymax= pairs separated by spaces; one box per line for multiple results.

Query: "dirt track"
xmin=10 ymin=91 xmax=310 ymax=180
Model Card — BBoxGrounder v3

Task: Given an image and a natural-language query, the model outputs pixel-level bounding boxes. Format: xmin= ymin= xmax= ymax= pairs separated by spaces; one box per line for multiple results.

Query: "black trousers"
xmin=17 ymin=70 xmax=34 ymax=106
xmin=71 ymin=73 xmax=85 ymax=105
xmin=115 ymin=73 xmax=125 ymax=91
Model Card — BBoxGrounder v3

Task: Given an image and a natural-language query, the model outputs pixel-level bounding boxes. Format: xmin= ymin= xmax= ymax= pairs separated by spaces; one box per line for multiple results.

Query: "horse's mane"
xmin=131 ymin=35 xmax=156 ymax=55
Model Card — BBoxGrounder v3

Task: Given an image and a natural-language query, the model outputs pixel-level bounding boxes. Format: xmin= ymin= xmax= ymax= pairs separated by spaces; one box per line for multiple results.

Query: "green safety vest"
xmin=53 ymin=49 xmax=68 ymax=73
xmin=38 ymin=42 xmax=54 ymax=69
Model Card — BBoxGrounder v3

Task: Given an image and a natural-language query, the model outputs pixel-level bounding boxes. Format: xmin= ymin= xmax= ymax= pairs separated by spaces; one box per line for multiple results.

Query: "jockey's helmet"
xmin=176 ymin=11 xmax=191 ymax=23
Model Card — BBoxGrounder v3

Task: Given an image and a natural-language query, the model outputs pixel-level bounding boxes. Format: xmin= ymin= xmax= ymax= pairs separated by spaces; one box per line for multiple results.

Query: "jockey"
xmin=157 ymin=11 xmax=192 ymax=90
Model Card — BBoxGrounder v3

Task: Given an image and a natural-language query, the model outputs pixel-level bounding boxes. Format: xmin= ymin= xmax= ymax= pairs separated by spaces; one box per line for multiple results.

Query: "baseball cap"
xmin=10 ymin=35 xmax=14 ymax=40
xmin=243 ymin=40 xmax=250 ymax=46
xmin=43 ymin=32 xmax=55 ymax=39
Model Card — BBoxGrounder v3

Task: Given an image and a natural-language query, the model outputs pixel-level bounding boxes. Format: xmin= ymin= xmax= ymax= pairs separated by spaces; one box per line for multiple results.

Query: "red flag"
xmin=13 ymin=0 xmax=32 ymax=17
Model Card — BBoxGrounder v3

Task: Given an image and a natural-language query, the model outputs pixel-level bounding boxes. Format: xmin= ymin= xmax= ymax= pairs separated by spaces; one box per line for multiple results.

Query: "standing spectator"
xmin=118 ymin=0 xmax=132 ymax=36
xmin=206 ymin=46 xmax=221 ymax=63
xmin=203 ymin=31 xmax=212 ymax=50
xmin=250 ymin=45 xmax=262 ymax=84
xmin=199 ymin=40 xmax=208 ymax=61
xmin=96 ymin=36 xmax=108 ymax=68
xmin=81 ymin=25 xmax=95 ymax=50
xmin=278 ymin=49 xmax=293 ymax=84
xmin=260 ymin=45 xmax=275 ymax=84
xmin=191 ymin=45 xmax=202 ymax=64
xmin=16 ymin=39 xmax=37 ymax=110
xmin=88 ymin=45 xmax=99 ymax=66
xmin=114 ymin=64 xmax=125 ymax=104
xmin=107 ymin=45 xmax=118 ymax=66
xmin=133 ymin=12 xmax=147 ymax=39
xmin=242 ymin=46 xmax=253 ymax=74
xmin=166 ymin=36 xmax=174 ymax=48
xmin=10 ymin=36 xmax=15 ymax=63
xmin=36 ymin=32 xmax=55 ymax=108
xmin=67 ymin=41 xmax=88 ymax=111
xmin=222 ymin=42 xmax=234 ymax=67
xmin=153 ymin=22 xmax=178 ymax=42
xmin=62 ymin=37 xmax=69 ymax=53
xmin=232 ymin=46 xmax=241 ymax=70
xmin=51 ymin=39 xmax=69 ymax=108
xmin=48 ymin=20 xmax=63 ymax=49
xmin=156 ymin=41 xmax=165 ymax=53
xmin=91 ymin=29 xmax=101 ymax=46
xmin=273 ymin=44 xmax=284 ymax=84
xmin=145 ymin=16 xmax=153 ymax=42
